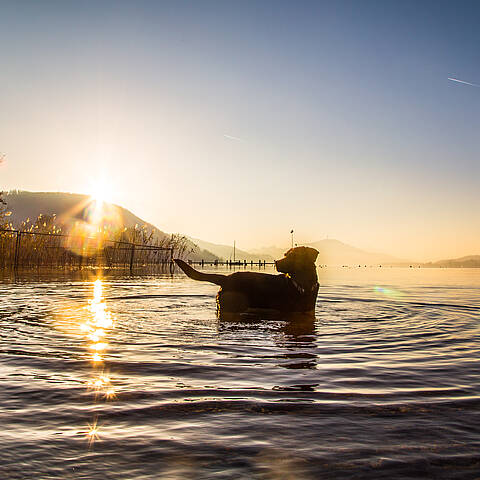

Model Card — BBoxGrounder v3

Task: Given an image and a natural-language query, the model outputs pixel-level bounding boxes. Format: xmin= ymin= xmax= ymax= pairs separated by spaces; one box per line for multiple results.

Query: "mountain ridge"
xmin=188 ymin=237 xmax=275 ymax=262
xmin=248 ymin=239 xmax=411 ymax=266
xmin=424 ymin=255 xmax=480 ymax=268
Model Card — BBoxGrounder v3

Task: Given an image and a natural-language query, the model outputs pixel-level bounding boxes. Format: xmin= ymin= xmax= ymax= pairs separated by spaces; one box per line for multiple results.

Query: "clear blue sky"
xmin=1 ymin=0 xmax=479 ymax=260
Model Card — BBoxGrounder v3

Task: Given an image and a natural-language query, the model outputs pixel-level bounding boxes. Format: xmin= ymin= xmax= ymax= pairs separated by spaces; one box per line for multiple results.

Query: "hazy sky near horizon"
xmin=1 ymin=0 xmax=479 ymax=261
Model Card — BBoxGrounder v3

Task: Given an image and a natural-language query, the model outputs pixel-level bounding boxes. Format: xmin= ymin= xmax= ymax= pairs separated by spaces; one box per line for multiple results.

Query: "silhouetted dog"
xmin=174 ymin=246 xmax=319 ymax=317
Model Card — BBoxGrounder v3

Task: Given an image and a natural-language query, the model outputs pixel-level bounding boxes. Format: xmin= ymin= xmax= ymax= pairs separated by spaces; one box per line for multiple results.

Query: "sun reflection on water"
xmin=79 ymin=278 xmax=118 ymax=445
xmin=81 ymin=278 xmax=115 ymax=363
xmin=85 ymin=417 xmax=101 ymax=446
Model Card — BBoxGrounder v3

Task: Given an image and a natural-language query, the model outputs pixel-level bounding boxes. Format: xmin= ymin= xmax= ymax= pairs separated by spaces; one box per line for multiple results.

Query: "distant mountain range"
xmin=3 ymin=191 xmax=479 ymax=267
xmin=188 ymin=237 xmax=275 ymax=262
xmin=423 ymin=255 xmax=480 ymax=268
xmin=307 ymin=239 xmax=409 ymax=266
xmin=248 ymin=239 xmax=409 ymax=266
xmin=184 ymin=239 xmax=479 ymax=268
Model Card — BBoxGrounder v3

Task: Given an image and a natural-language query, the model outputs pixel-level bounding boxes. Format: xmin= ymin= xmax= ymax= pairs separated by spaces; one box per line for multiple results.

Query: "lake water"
xmin=1 ymin=266 xmax=479 ymax=479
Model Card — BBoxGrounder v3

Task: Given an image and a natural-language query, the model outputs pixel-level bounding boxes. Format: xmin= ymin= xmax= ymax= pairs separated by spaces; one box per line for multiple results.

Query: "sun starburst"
xmin=85 ymin=418 xmax=101 ymax=446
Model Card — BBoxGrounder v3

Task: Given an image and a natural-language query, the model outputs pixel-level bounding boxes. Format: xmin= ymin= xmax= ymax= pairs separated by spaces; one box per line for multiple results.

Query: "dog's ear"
xmin=304 ymin=247 xmax=319 ymax=263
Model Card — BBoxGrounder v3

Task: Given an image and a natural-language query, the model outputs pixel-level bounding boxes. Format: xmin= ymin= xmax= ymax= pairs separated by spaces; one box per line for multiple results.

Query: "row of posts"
xmin=9 ymin=230 xmax=174 ymax=273
xmin=197 ymin=259 xmax=269 ymax=267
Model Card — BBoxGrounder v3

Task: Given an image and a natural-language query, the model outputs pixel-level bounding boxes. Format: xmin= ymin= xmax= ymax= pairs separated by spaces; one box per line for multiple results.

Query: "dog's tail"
xmin=174 ymin=259 xmax=226 ymax=286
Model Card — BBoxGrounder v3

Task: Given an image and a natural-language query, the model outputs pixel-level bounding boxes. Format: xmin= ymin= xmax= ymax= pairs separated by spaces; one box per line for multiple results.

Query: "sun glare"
xmin=88 ymin=178 xmax=113 ymax=206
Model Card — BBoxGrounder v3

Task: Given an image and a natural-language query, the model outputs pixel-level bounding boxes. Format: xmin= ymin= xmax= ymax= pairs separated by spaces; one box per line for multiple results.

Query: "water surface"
xmin=1 ymin=267 xmax=479 ymax=479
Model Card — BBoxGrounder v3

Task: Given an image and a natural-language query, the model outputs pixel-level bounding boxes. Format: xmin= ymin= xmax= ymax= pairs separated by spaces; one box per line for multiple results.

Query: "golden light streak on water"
xmin=82 ymin=279 xmax=115 ymax=371
xmin=80 ymin=278 xmax=118 ymax=446
xmin=88 ymin=329 xmax=106 ymax=342
xmin=89 ymin=342 xmax=108 ymax=351
xmin=87 ymin=373 xmax=113 ymax=391
xmin=92 ymin=352 xmax=103 ymax=363
xmin=82 ymin=278 xmax=115 ymax=363
xmin=93 ymin=278 xmax=102 ymax=301
xmin=85 ymin=418 xmax=100 ymax=446
xmin=104 ymin=388 xmax=117 ymax=400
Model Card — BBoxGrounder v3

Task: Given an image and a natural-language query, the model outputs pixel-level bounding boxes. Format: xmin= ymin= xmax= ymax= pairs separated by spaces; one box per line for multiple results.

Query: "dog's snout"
xmin=275 ymin=257 xmax=287 ymax=273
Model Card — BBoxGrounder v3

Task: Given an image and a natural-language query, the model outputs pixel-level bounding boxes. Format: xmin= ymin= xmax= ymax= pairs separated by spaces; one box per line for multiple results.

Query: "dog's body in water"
xmin=174 ymin=246 xmax=319 ymax=318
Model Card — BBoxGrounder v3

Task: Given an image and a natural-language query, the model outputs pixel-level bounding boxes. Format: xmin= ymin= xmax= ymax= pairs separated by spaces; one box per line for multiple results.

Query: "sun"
xmin=92 ymin=187 xmax=105 ymax=206
xmin=87 ymin=178 xmax=113 ymax=207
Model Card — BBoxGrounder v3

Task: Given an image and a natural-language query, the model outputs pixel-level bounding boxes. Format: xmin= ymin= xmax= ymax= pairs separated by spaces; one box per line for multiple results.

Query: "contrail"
xmin=224 ymin=134 xmax=243 ymax=141
xmin=448 ymin=77 xmax=480 ymax=88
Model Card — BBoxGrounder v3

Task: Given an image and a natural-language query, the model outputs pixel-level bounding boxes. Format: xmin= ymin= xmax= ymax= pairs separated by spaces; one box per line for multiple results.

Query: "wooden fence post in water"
xmin=13 ymin=231 xmax=22 ymax=269
xmin=129 ymin=243 xmax=135 ymax=272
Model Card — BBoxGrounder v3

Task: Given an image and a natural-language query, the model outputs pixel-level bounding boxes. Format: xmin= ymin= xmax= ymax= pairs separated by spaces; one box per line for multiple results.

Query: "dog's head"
xmin=275 ymin=246 xmax=319 ymax=275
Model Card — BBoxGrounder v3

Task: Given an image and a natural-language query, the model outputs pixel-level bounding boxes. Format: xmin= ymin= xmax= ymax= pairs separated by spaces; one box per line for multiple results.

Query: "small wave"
xmin=319 ymin=295 xmax=479 ymax=311
xmin=107 ymin=294 xmax=213 ymax=300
